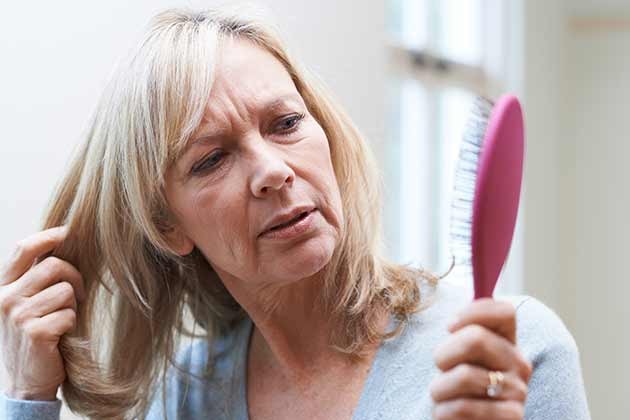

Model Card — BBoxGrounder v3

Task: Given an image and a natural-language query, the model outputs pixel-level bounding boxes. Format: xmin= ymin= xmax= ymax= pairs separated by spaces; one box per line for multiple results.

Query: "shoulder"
xmin=171 ymin=317 xmax=251 ymax=385
xmin=146 ymin=318 xmax=252 ymax=419
xmin=500 ymin=297 xmax=590 ymax=418
xmin=499 ymin=295 xmax=580 ymax=362
xmin=173 ymin=322 xmax=245 ymax=377
xmin=400 ymin=282 xmax=589 ymax=418
xmin=397 ymin=281 xmax=581 ymax=369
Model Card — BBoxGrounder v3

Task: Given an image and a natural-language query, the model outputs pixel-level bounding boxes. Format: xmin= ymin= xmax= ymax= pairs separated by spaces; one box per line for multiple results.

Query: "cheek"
xmin=183 ymin=184 xmax=253 ymax=264
xmin=296 ymin=134 xmax=345 ymax=234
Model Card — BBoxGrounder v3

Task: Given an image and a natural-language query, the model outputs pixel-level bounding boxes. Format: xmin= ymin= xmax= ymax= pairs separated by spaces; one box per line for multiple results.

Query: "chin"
xmin=273 ymin=234 xmax=336 ymax=281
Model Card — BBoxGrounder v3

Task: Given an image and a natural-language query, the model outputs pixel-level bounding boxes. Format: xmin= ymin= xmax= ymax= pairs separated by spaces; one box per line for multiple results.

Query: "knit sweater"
xmin=1 ymin=281 xmax=591 ymax=419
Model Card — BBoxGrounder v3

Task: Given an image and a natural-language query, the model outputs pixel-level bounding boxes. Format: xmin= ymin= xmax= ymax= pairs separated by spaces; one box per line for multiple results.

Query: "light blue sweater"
xmin=1 ymin=282 xmax=591 ymax=419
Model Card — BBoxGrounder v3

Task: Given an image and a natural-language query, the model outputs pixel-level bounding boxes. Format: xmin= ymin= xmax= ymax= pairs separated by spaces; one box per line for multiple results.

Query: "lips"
xmin=260 ymin=206 xmax=316 ymax=236
xmin=268 ymin=211 xmax=309 ymax=231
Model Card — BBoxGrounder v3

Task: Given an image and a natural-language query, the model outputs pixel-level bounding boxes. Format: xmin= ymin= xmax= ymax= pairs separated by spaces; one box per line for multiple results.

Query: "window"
xmin=384 ymin=0 xmax=518 ymax=290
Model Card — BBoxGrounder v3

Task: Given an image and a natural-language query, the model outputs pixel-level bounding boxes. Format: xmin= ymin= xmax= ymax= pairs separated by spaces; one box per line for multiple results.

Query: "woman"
xmin=0 ymin=7 xmax=590 ymax=420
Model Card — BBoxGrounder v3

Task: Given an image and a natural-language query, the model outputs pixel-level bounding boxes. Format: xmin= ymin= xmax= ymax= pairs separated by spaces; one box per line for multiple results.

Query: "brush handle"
xmin=471 ymin=95 xmax=525 ymax=299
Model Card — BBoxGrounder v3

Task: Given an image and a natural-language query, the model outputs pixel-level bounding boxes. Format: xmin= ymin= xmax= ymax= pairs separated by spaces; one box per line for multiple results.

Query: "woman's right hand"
xmin=0 ymin=226 xmax=85 ymax=401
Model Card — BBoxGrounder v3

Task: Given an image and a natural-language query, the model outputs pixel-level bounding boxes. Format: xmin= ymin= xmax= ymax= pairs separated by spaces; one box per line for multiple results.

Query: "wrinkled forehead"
xmin=181 ymin=37 xmax=304 ymax=148
xmin=165 ymin=35 xmax=297 ymax=161
xmin=202 ymin=38 xmax=300 ymax=119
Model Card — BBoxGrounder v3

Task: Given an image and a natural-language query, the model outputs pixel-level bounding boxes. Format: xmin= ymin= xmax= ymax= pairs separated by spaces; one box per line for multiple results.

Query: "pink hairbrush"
xmin=450 ymin=95 xmax=525 ymax=299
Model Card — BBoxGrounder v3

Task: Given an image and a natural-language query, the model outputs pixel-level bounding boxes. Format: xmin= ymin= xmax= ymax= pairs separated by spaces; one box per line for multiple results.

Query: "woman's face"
xmin=164 ymin=38 xmax=344 ymax=289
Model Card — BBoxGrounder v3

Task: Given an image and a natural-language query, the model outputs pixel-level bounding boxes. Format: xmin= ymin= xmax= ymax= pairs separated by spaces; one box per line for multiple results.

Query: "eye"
xmin=275 ymin=113 xmax=305 ymax=135
xmin=191 ymin=150 xmax=225 ymax=175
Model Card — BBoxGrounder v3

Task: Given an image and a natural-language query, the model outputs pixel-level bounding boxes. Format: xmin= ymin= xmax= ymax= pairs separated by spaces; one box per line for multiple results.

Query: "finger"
xmin=432 ymin=399 xmax=524 ymax=420
xmin=434 ymin=325 xmax=532 ymax=381
xmin=448 ymin=298 xmax=517 ymax=344
xmin=0 ymin=226 xmax=68 ymax=285
xmin=430 ymin=364 xmax=528 ymax=403
xmin=24 ymin=281 xmax=78 ymax=317
xmin=27 ymin=308 xmax=77 ymax=340
xmin=13 ymin=257 xmax=85 ymax=303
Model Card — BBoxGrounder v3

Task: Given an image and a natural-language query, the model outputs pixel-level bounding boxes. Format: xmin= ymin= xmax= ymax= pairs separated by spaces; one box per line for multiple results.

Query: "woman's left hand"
xmin=429 ymin=298 xmax=533 ymax=420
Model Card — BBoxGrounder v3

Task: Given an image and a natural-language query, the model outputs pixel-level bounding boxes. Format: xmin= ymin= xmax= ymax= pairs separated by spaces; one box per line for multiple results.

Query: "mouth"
xmin=267 ymin=210 xmax=313 ymax=232
xmin=259 ymin=207 xmax=318 ymax=239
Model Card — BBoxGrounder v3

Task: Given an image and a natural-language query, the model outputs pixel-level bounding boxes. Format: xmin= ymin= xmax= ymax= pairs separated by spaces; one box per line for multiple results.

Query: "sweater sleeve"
xmin=0 ymin=394 xmax=62 ymax=420
xmin=514 ymin=296 xmax=591 ymax=420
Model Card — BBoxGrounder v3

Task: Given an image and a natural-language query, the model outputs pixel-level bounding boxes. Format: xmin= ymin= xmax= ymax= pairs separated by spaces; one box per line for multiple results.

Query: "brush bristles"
xmin=449 ymin=96 xmax=494 ymax=270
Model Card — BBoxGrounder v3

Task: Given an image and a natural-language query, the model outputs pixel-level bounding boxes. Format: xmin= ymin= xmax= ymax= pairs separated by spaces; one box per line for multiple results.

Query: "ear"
xmin=164 ymin=226 xmax=195 ymax=256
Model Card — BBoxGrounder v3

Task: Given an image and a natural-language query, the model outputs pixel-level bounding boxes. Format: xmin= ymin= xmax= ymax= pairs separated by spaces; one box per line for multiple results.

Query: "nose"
xmin=249 ymin=143 xmax=295 ymax=198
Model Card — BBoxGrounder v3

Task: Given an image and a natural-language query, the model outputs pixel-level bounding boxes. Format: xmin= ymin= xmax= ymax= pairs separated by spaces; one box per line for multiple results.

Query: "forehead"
xmin=177 ymin=37 xmax=303 ymax=157
xmin=205 ymin=37 xmax=298 ymax=114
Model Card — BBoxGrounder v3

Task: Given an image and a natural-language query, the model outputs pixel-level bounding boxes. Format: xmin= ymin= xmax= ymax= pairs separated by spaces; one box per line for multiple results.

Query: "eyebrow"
xmin=183 ymin=93 xmax=303 ymax=153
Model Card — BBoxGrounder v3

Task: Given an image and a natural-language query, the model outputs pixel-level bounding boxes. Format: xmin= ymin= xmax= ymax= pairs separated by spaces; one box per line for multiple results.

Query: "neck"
xmin=216 ymin=269 xmax=386 ymax=382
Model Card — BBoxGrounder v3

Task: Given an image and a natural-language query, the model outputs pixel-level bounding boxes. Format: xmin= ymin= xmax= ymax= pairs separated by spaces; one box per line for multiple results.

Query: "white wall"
xmin=522 ymin=1 xmax=630 ymax=418
xmin=520 ymin=0 xmax=565 ymax=314
xmin=560 ymin=11 xmax=630 ymax=420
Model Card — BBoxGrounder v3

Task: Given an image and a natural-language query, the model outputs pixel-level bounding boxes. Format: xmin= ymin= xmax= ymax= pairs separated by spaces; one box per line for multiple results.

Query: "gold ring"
xmin=487 ymin=371 xmax=505 ymax=398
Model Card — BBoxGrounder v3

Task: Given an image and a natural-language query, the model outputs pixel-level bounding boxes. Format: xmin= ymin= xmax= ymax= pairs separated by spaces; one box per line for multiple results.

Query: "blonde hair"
xmin=43 ymin=5 xmax=436 ymax=419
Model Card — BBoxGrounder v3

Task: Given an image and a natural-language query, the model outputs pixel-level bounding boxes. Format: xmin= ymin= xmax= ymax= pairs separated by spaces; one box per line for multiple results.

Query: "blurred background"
xmin=0 ymin=0 xmax=628 ymax=418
